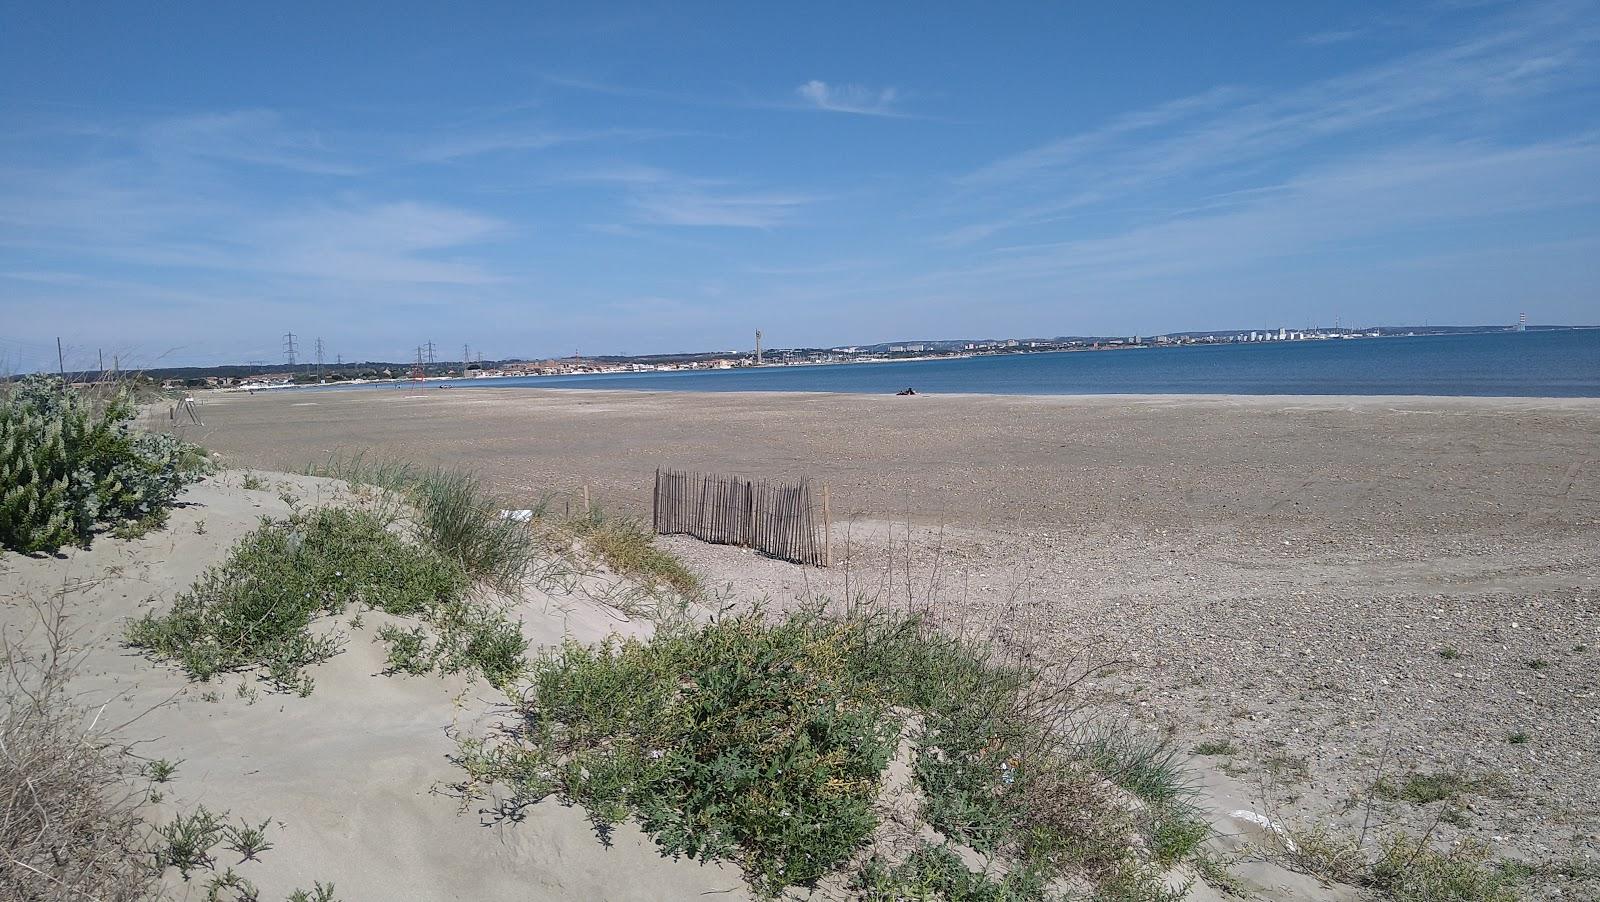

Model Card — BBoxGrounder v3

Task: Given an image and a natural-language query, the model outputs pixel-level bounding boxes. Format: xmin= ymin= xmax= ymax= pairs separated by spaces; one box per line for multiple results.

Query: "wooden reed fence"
xmin=652 ymin=469 xmax=829 ymax=566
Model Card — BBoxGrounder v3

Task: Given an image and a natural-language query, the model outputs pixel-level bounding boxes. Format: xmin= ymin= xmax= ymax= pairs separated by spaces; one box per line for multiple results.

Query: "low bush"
xmin=129 ymin=506 xmax=468 ymax=690
xmin=455 ymin=610 xmax=1205 ymax=899
xmin=458 ymin=613 xmax=900 ymax=893
xmin=1 ymin=375 xmax=209 ymax=553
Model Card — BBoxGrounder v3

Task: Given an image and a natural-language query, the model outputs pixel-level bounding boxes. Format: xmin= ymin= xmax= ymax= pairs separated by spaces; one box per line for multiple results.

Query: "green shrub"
xmin=455 ymin=611 xmax=1204 ymax=898
xmin=128 ymin=507 xmax=467 ymax=689
xmin=457 ymin=613 xmax=902 ymax=894
xmin=1 ymin=376 xmax=208 ymax=552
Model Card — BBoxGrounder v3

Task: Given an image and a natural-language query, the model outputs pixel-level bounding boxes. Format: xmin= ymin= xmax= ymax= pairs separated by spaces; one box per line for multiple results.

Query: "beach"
xmin=177 ymin=387 xmax=1600 ymax=880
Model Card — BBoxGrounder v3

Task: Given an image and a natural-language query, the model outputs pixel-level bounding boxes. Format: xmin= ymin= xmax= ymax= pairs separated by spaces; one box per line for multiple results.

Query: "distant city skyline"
xmin=3 ymin=1 xmax=1598 ymax=372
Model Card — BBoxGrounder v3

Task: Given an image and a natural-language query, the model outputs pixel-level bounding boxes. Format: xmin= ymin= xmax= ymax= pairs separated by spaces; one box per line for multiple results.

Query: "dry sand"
xmin=180 ymin=386 xmax=1600 ymax=897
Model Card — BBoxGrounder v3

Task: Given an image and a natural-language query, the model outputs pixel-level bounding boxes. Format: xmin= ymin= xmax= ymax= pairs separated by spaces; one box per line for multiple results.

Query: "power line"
xmin=424 ymin=340 xmax=436 ymax=365
xmin=314 ymin=337 xmax=325 ymax=378
xmin=282 ymin=332 xmax=298 ymax=367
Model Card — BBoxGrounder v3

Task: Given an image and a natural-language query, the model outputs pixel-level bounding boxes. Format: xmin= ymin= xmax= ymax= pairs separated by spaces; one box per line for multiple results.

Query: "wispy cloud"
xmin=630 ymin=188 xmax=813 ymax=228
xmin=928 ymin=138 xmax=1600 ymax=291
xmin=411 ymin=125 xmax=683 ymax=162
xmin=139 ymin=110 xmax=359 ymax=175
xmin=794 ymin=80 xmax=904 ymax=116
xmin=944 ymin=1 xmax=1600 ymax=246
xmin=1301 ymin=28 xmax=1365 ymax=46
xmin=251 ymin=202 xmax=506 ymax=283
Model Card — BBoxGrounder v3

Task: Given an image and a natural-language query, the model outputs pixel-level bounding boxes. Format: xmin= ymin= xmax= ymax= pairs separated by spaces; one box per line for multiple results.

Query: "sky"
xmin=2 ymin=0 xmax=1598 ymax=371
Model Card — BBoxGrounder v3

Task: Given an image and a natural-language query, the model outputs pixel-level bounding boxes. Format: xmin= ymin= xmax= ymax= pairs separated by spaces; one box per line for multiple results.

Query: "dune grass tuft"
xmin=308 ymin=452 xmax=700 ymax=600
xmin=558 ymin=509 xmax=700 ymax=596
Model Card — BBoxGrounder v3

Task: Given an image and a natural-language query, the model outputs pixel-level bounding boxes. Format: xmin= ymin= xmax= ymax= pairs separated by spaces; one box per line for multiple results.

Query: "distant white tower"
xmin=755 ymin=329 xmax=763 ymax=365
xmin=1515 ymin=312 xmax=1527 ymax=332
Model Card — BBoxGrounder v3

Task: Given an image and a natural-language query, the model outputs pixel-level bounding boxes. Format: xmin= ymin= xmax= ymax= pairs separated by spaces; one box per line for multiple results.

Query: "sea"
xmin=312 ymin=330 xmax=1600 ymax=398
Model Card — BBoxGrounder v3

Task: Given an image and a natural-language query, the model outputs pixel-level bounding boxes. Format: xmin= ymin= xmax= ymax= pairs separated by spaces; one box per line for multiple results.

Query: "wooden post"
xmin=652 ymin=468 xmax=660 ymax=533
xmin=582 ymin=483 xmax=591 ymax=514
xmin=822 ymin=484 xmax=832 ymax=567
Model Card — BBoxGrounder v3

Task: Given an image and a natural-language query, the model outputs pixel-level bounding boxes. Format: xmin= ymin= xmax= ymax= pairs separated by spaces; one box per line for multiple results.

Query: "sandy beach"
xmin=174 ymin=386 xmax=1600 ymax=891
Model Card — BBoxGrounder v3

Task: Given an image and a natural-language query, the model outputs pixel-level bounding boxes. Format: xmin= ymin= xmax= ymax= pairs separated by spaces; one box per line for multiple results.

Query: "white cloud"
xmin=795 ymin=80 xmax=903 ymax=116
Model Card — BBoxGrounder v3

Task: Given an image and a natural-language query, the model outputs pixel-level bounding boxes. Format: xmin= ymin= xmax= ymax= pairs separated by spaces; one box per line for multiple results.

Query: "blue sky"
xmin=2 ymin=1 xmax=1597 ymax=370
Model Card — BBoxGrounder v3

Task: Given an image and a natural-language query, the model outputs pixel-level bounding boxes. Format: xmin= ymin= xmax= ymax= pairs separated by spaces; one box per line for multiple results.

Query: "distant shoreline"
xmin=216 ymin=330 xmax=1600 ymax=400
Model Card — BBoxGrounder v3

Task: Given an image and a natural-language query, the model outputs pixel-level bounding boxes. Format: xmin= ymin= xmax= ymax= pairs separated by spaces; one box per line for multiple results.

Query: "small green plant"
xmin=146 ymin=757 xmax=181 ymax=783
xmin=111 ymin=509 xmax=171 ymax=541
xmin=1507 ymin=731 xmax=1530 ymax=745
xmin=1437 ymin=647 xmax=1461 ymax=660
xmin=286 ymin=883 xmax=340 ymax=902
xmin=195 ymin=518 xmax=207 ymax=535
xmin=1190 ymin=739 xmax=1237 ymax=756
xmin=376 ymin=598 xmax=528 ymax=687
xmin=1525 ymin=659 xmax=1549 ymax=670
xmin=156 ymin=806 xmax=227 ymax=879
xmin=241 ymin=473 xmax=267 ymax=491
xmin=224 ymin=818 xmax=274 ymax=862
xmin=204 ymin=867 xmax=260 ymax=901
xmin=1374 ymin=771 xmax=1489 ymax=805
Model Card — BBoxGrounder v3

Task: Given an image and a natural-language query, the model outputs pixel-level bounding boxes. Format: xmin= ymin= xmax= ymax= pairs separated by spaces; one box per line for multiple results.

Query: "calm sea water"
xmin=331 ymin=330 xmax=1600 ymax=397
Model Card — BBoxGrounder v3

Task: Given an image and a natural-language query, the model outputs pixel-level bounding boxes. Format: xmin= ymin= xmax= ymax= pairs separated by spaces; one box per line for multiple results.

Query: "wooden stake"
xmin=822 ymin=484 xmax=832 ymax=568
xmin=582 ymin=483 xmax=591 ymax=514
